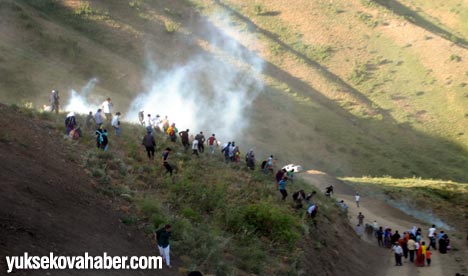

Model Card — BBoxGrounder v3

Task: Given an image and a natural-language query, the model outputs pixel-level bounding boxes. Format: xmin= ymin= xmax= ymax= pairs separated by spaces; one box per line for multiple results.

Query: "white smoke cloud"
xmin=127 ymin=14 xmax=264 ymax=142
xmin=64 ymin=78 xmax=99 ymax=114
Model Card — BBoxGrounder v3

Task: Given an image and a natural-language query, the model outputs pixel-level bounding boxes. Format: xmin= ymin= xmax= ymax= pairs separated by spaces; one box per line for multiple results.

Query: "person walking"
xmin=95 ymin=128 xmax=109 ymax=151
xmin=264 ymin=155 xmax=273 ymax=173
xmin=428 ymin=224 xmax=437 ymax=250
xmin=415 ymin=241 xmax=426 ymax=267
xmin=101 ymin=97 xmax=113 ymax=123
xmin=142 ymin=130 xmax=156 ymax=160
xmin=179 ymin=129 xmax=190 ymax=151
xmin=275 ymin=169 xmax=286 ymax=189
xmin=86 ymin=111 xmax=95 ymax=130
xmin=195 ymin=131 xmax=205 ymax=153
xmin=111 ymin=112 xmax=121 ymax=137
xmin=162 ymin=148 xmax=173 ymax=176
xmin=357 ymin=212 xmax=365 ymax=225
xmin=356 ymin=224 xmax=364 ymax=239
xmin=49 ymin=90 xmax=60 ymax=114
xmin=426 ymin=248 xmax=432 ymax=266
xmin=145 ymin=114 xmax=153 ymax=135
xmin=245 ymin=149 xmax=255 ymax=170
xmin=355 ymin=192 xmax=361 ymax=208
xmin=376 ymin=227 xmax=384 ymax=247
xmin=407 ymin=237 xmax=416 ymax=262
xmin=392 ymin=242 xmax=403 ymax=266
xmin=278 ymin=176 xmax=288 ymax=200
xmin=155 ymin=224 xmax=172 ymax=269
xmin=207 ymin=134 xmax=217 ymax=154
xmin=192 ymin=138 xmax=199 ymax=157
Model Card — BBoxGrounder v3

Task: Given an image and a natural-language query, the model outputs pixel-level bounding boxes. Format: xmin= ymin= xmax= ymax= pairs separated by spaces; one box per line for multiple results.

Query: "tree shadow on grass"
xmin=371 ymin=0 xmax=468 ymax=48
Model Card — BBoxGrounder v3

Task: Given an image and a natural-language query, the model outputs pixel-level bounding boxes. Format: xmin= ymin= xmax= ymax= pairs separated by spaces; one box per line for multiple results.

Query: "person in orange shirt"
xmin=426 ymin=248 xmax=432 ymax=266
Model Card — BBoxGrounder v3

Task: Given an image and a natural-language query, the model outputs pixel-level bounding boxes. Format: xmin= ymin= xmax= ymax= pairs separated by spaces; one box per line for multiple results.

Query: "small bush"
xmin=165 ymin=21 xmax=180 ymax=33
xmin=120 ymin=215 xmax=138 ymax=226
xmin=254 ymin=4 xmax=264 ymax=15
xmin=349 ymin=62 xmax=370 ymax=84
xmin=449 ymin=54 xmax=461 ymax=62
xmin=227 ymin=202 xmax=300 ymax=245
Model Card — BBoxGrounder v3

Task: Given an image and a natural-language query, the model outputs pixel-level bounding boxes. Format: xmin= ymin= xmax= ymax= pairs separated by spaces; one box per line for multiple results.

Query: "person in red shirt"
xmin=426 ymin=248 xmax=432 ymax=266
xmin=207 ymin=134 xmax=217 ymax=154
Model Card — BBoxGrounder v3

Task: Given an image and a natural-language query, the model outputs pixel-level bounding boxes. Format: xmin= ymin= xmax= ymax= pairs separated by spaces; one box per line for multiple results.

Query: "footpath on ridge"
xmin=301 ymin=170 xmax=463 ymax=276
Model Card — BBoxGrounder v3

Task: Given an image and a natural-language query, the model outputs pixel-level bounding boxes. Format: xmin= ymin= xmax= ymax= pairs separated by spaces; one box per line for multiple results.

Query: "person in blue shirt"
xmin=278 ymin=176 xmax=288 ymax=200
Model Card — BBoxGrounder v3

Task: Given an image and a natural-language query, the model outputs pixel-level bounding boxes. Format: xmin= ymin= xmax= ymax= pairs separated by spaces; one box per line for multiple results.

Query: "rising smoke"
xmin=64 ymin=78 xmax=99 ymax=114
xmin=127 ymin=14 xmax=265 ymax=142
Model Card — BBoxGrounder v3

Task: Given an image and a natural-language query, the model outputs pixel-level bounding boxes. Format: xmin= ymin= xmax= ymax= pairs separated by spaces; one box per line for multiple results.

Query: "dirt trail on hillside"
xmin=301 ymin=170 xmax=465 ymax=276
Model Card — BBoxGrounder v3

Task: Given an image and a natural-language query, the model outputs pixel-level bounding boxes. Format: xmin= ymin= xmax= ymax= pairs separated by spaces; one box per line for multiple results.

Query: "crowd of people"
xmin=53 ymin=91 xmax=464 ymax=275
xmin=368 ymin=220 xmax=453 ymax=268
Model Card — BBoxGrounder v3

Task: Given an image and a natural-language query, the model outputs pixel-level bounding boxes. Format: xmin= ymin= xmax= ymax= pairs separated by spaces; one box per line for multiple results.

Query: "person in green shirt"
xmin=155 ymin=224 xmax=172 ymax=268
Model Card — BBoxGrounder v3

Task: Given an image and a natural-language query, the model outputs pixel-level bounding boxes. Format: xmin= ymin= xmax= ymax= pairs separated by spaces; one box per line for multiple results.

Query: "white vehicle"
xmin=282 ymin=164 xmax=303 ymax=173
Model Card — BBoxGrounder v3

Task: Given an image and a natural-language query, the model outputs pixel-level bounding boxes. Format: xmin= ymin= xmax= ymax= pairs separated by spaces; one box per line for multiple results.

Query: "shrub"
xmin=227 ymin=202 xmax=300 ymax=245
xmin=449 ymin=54 xmax=461 ymax=62
xmin=165 ymin=21 xmax=180 ymax=33
xmin=254 ymin=4 xmax=264 ymax=15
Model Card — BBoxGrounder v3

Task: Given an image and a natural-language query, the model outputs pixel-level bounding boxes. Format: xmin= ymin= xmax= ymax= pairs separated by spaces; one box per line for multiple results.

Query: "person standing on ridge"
xmin=101 ymin=97 xmax=113 ymax=123
xmin=86 ymin=111 xmax=95 ymax=130
xmin=192 ymin=138 xmax=199 ymax=157
xmin=245 ymin=149 xmax=255 ymax=170
xmin=142 ymin=130 xmax=156 ymax=160
xmin=195 ymin=131 xmax=205 ymax=153
xmin=207 ymin=134 xmax=216 ymax=154
xmin=111 ymin=112 xmax=121 ymax=137
xmin=222 ymin=142 xmax=231 ymax=163
xmin=138 ymin=110 xmax=145 ymax=126
xmin=155 ymin=224 xmax=172 ymax=269
xmin=152 ymin=114 xmax=162 ymax=132
xmin=179 ymin=129 xmax=190 ymax=151
xmin=145 ymin=114 xmax=153 ymax=135
xmin=167 ymin=123 xmax=178 ymax=142
xmin=95 ymin=109 xmax=103 ymax=129
xmin=162 ymin=116 xmax=169 ymax=133
xmin=49 ymin=90 xmax=60 ymax=114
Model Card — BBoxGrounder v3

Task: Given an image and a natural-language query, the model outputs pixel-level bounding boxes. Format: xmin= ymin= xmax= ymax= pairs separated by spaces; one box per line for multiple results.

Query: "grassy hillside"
xmin=2 ymin=0 xmax=468 ymax=182
xmin=4 ymin=104 xmax=380 ymax=275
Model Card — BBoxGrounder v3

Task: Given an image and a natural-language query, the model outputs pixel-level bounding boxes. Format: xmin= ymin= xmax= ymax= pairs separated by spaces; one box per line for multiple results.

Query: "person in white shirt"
xmin=111 ymin=112 xmax=121 ymax=137
xmin=152 ymin=114 xmax=161 ymax=132
xmin=392 ymin=242 xmax=403 ymax=266
xmin=428 ymin=224 xmax=437 ymax=250
xmin=145 ymin=114 xmax=153 ymax=134
xmin=192 ymin=139 xmax=199 ymax=157
xmin=355 ymin=192 xmax=361 ymax=208
xmin=101 ymin=98 xmax=113 ymax=123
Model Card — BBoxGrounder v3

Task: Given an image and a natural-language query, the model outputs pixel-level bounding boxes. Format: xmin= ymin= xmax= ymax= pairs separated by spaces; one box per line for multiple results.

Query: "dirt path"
xmin=300 ymin=170 xmax=462 ymax=276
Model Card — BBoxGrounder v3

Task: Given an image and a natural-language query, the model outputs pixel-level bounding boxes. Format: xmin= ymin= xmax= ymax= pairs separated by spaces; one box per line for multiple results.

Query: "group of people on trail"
xmin=371 ymin=222 xmax=452 ymax=268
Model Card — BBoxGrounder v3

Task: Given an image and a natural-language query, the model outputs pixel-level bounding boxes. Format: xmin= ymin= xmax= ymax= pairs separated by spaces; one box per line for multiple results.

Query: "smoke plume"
xmin=64 ymin=78 xmax=99 ymax=114
xmin=127 ymin=14 xmax=264 ymax=142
